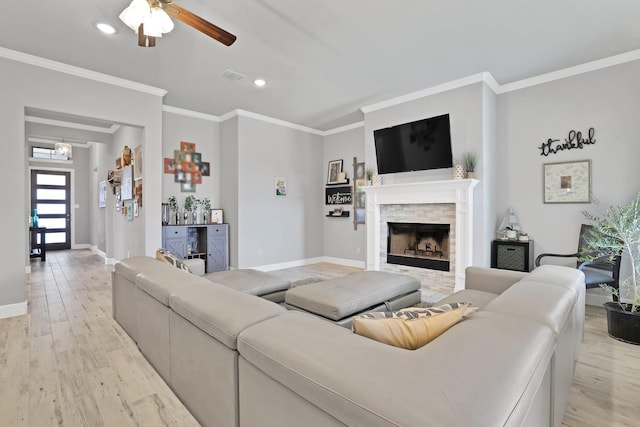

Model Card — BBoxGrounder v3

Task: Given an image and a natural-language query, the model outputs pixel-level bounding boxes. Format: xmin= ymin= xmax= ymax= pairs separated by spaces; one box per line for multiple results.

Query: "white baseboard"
xmin=71 ymin=243 xmax=92 ymax=250
xmin=0 ymin=300 xmax=27 ymax=319
xmin=321 ymin=256 xmax=366 ymax=269
xmin=105 ymin=257 xmax=118 ymax=265
xmin=252 ymin=257 xmax=324 ymax=272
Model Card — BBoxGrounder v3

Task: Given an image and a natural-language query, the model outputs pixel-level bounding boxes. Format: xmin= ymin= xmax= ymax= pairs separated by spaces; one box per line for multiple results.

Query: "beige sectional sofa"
xmin=112 ymin=257 xmax=584 ymax=427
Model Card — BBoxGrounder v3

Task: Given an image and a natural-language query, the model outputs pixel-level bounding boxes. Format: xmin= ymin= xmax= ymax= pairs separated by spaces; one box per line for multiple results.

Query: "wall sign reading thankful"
xmin=538 ymin=127 xmax=596 ymax=156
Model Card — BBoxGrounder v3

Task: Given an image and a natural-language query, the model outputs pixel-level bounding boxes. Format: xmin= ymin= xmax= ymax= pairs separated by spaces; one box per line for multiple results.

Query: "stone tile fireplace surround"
xmin=363 ymin=179 xmax=478 ymax=300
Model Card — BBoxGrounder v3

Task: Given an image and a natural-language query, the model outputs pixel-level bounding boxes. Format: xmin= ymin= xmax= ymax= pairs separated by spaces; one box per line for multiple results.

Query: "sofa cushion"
xmin=155 ymin=248 xmax=191 ymax=273
xmin=352 ymin=302 xmax=476 ymax=349
xmin=285 ymin=271 xmax=420 ymax=321
xmin=436 ymin=288 xmax=498 ymax=309
xmin=115 ymin=256 xmax=161 ymax=283
xmin=170 ymin=284 xmax=287 ymax=349
xmin=136 ymin=266 xmax=209 ymax=306
xmin=204 ymin=269 xmax=291 ymax=296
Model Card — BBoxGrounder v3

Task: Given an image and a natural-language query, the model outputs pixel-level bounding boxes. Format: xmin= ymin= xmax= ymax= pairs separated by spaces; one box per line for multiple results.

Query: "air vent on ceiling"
xmin=222 ymin=69 xmax=246 ymax=82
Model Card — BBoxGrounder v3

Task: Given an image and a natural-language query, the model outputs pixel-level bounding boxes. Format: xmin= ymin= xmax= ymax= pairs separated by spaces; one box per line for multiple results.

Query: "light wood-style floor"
xmin=0 ymin=250 xmax=638 ymax=426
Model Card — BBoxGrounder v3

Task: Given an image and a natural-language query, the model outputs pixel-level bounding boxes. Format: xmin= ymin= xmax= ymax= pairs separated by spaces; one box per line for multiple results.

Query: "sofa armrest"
xmin=465 ymin=266 xmax=527 ymax=294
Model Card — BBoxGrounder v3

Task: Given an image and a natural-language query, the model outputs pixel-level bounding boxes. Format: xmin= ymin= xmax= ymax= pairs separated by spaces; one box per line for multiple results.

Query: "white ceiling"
xmin=3 ymin=1 xmax=640 ymax=130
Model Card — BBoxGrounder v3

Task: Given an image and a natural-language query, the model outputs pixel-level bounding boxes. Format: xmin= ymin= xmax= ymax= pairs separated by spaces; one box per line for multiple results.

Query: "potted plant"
xmin=461 ymin=152 xmax=477 ymax=179
xmin=366 ymin=168 xmax=374 ymax=185
xmin=184 ymin=195 xmax=197 ymax=224
xmin=582 ymin=192 xmax=640 ymax=344
xmin=199 ymin=197 xmax=211 ymax=224
xmin=168 ymin=195 xmax=179 ymax=225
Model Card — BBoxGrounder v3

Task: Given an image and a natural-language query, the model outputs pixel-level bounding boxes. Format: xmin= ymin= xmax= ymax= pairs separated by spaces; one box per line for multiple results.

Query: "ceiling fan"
xmin=119 ymin=0 xmax=236 ymax=47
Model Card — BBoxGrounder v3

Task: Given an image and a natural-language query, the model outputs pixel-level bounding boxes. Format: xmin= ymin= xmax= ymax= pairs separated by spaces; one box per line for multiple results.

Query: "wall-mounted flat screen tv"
xmin=374 ymin=113 xmax=453 ymax=175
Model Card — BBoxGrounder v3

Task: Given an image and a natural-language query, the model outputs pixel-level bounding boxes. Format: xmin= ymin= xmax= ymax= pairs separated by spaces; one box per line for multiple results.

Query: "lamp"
xmin=120 ymin=0 xmax=174 ymax=40
xmin=54 ymin=142 xmax=72 ymax=159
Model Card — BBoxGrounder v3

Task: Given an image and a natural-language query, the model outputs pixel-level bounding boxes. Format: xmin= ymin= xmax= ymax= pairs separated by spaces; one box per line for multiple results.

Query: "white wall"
xmin=322 ymin=126 xmax=366 ymax=264
xmin=220 ymin=117 xmax=240 ymax=267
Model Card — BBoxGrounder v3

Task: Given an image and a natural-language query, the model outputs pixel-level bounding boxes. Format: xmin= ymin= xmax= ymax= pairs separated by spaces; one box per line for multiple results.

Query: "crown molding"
xmin=219 ymin=109 xmax=325 ymax=136
xmin=0 ymin=46 xmax=167 ymax=97
xmin=162 ymin=105 xmax=220 ymax=122
xmin=25 ymin=115 xmax=118 ymax=134
xmin=323 ymin=121 xmax=365 ymax=136
xmin=361 ymin=73 xmax=492 ymax=114
xmin=496 ymin=49 xmax=640 ymax=93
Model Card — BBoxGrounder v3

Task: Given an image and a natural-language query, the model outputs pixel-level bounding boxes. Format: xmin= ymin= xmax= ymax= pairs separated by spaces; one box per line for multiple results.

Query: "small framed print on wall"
xmin=543 ymin=160 xmax=591 ymax=204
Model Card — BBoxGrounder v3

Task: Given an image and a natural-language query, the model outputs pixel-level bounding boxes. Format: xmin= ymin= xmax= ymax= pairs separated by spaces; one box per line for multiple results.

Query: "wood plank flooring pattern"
xmin=0 ymin=250 xmax=638 ymax=426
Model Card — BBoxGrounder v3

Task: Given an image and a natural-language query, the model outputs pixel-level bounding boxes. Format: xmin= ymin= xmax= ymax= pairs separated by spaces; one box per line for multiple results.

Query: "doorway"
xmin=30 ymin=169 xmax=71 ymax=250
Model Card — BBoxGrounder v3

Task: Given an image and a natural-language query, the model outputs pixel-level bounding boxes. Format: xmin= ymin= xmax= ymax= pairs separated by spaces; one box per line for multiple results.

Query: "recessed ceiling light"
xmin=254 ymin=79 xmax=267 ymax=88
xmin=95 ymin=22 xmax=117 ymax=35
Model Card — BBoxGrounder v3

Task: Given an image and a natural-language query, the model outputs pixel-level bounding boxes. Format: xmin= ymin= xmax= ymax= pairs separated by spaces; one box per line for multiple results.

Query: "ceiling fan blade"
xmin=164 ymin=4 xmax=236 ymax=46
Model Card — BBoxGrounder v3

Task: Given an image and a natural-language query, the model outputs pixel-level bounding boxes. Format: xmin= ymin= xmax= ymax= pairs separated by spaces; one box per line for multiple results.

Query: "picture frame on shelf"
xmin=327 ymin=159 xmax=343 ymax=184
xmin=543 ymin=160 xmax=591 ymax=204
xmin=211 ymin=209 xmax=224 ymax=224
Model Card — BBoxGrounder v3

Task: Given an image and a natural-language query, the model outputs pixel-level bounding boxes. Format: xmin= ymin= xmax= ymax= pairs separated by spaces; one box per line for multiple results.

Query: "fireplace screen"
xmin=387 ymin=222 xmax=450 ymax=271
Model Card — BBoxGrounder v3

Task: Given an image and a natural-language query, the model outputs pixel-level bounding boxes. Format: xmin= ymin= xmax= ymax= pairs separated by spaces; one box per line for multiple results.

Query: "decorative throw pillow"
xmin=155 ymin=248 xmax=192 ymax=273
xmin=352 ymin=302 xmax=477 ymax=350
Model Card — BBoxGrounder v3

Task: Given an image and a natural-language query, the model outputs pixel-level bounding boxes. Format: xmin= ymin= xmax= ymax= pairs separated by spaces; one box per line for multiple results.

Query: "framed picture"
xmin=211 ymin=209 xmax=224 ymax=224
xmin=98 ymin=181 xmax=107 ymax=208
xmin=327 ymin=160 xmax=343 ymax=184
xmin=135 ymin=180 xmax=143 ymax=207
xmin=181 ymin=182 xmax=196 ymax=193
xmin=133 ymin=145 xmax=143 ymax=180
xmin=180 ymin=141 xmax=196 ymax=153
xmin=192 ymin=171 xmax=202 ymax=184
xmin=164 ymin=158 xmax=176 ymax=174
xmin=199 ymin=161 xmax=210 ymax=176
xmin=133 ymin=200 xmax=139 ymax=217
xmin=175 ymin=169 xmax=187 ymax=183
xmin=127 ymin=201 xmax=133 ymax=220
xmin=275 ymin=176 xmax=288 ymax=197
xmin=174 ymin=150 xmax=186 ymax=163
xmin=183 ymin=161 xmax=197 ymax=173
xmin=121 ymin=165 xmax=134 ymax=200
xmin=543 ymin=160 xmax=591 ymax=204
xmin=192 ymin=152 xmax=202 ymax=164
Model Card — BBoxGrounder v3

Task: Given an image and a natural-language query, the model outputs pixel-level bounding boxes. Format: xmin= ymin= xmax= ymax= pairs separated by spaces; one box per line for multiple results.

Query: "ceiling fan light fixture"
xmin=254 ymin=79 xmax=267 ymax=87
xmin=142 ymin=7 xmax=174 ymax=37
xmin=54 ymin=142 xmax=72 ymax=159
xmin=119 ymin=0 xmax=151 ymax=32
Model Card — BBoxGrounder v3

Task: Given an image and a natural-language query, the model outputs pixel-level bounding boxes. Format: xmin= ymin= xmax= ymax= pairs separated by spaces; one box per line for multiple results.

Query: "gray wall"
xmin=108 ymin=125 xmax=145 ymax=260
xmin=497 ymin=60 xmax=640 ymax=260
xmin=220 ymin=117 xmax=240 ymax=267
xmin=234 ymin=115 xmax=324 ymax=268
xmin=322 ymin=126 xmax=366 ymax=263
xmin=363 ymin=82 xmax=497 ymax=266
xmin=162 ymin=111 xmax=221 ymax=209
xmin=0 ymin=55 xmax=163 ymax=310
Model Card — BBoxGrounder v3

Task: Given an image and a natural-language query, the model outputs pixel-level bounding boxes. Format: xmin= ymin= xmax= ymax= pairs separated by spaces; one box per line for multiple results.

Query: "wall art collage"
xmin=164 ymin=141 xmax=210 ymax=192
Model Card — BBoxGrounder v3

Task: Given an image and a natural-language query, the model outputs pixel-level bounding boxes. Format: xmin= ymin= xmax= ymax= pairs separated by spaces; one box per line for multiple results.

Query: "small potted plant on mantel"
xmin=582 ymin=192 xmax=640 ymax=344
xmin=461 ymin=152 xmax=477 ymax=179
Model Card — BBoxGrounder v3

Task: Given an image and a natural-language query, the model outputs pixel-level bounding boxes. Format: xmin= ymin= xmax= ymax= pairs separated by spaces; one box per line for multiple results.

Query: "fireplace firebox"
xmin=387 ymin=222 xmax=450 ymax=271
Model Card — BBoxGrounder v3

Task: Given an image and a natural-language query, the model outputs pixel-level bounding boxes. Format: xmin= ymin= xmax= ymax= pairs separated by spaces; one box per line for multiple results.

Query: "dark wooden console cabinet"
xmin=491 ymin=239 xmax=534 ymax=272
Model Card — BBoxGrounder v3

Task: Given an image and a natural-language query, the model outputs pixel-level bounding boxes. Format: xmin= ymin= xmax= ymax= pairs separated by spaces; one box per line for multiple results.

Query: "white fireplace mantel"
xmin=363 ymin=179 xmax=478 ymax=292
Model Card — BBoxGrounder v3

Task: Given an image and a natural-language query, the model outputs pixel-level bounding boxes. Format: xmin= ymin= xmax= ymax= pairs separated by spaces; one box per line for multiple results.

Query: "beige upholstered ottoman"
xmin=204 ymin=269 xmax=291 ymax=302
xmin=285 ymin=271 xmax=421 ymax=328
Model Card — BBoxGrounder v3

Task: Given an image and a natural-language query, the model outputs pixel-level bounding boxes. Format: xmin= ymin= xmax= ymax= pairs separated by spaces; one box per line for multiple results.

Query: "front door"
xmin=30 ymin=170 xmax=71 ymax=250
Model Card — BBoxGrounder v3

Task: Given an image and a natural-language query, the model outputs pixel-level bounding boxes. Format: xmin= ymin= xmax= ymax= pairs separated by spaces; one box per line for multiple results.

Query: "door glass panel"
xmin=37 ymin=188 xmax=66 ymax=200
xmin=37 ymin=174 xmax=66 ymax=186
xmin=36 ymin=203 xmax=66 ymax=215
xmin=43 ymin=232 xmax=66 ymax=244
xmin=37 ymin=218 xmax=66 ymax=229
